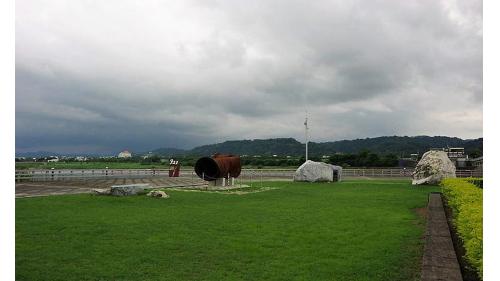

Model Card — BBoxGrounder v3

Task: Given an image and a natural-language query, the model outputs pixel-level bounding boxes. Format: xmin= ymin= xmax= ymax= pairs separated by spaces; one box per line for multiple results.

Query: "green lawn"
xmin=16 ymin=180 xmax=439 ymax=281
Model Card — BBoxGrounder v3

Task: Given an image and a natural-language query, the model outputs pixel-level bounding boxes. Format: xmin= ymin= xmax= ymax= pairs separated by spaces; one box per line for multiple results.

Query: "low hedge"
xmin=465 ymin=177 xmax=483 ymax=189
xmin=441 ymin=178 xmax=483 ymax=279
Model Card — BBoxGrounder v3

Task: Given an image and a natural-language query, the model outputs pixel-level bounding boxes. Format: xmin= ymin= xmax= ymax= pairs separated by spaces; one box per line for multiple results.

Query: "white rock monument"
xmin=294 ymin=160 xmax=342 ymax=182
xmin=412 ymin=150 xmax=456 ymax=185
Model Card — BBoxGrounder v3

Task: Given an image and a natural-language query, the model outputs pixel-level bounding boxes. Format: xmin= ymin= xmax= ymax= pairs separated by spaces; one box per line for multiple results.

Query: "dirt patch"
xmin=414 ymin=207 xmax=428 ymax=220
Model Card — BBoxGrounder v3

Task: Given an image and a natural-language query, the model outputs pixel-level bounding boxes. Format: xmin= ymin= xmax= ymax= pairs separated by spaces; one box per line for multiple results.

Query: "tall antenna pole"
xmin=304 ymin=113 xmax=309 ymax=162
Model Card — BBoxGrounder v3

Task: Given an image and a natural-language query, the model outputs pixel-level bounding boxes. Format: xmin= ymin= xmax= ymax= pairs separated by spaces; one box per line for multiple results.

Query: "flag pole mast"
xmin=304 ymin=112 xmax=309 ymax=162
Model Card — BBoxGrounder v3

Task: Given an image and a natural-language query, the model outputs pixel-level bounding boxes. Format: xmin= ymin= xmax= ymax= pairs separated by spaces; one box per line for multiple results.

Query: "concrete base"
xmin=209 ymin=177 xmax=235 ymax=187
xmin=206 ymin=177 xmax=240 ymax=190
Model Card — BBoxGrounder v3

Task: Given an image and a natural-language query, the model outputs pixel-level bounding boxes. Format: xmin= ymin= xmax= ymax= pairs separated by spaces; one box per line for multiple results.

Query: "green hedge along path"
xmin=441 ymin=178 xmax=483 ymax=279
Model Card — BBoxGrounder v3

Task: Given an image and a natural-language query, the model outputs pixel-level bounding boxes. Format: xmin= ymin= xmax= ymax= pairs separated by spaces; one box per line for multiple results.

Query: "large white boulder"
xmin=412 ymin=151 xmax=456 ymax=185
xmin=294 ymin=160 xmax=342 ymax=182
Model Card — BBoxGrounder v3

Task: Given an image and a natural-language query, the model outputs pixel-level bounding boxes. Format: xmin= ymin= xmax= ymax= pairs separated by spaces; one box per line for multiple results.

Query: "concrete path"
xmin=15 ymin=177 xmax=206 ymax=198
xmin=421 ymin=193 xmax=463 ymax=281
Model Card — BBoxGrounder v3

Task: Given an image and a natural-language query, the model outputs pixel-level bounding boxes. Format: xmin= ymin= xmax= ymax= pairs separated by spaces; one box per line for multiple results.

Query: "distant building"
xmin=442 ymin=147 xmax=467 ymax=168
xmin=100 ymin=156 xmax=115 ymax=159
xmin=429 ymin=147 xmax=482 ymax=170
xmin=47 ymin=156 xmax=59 ymax=162
xmin=470 ymin=156 xmax=483 ymax=167
xmin=430 ymin=147 xmax=465 ymax=159
xmin=118 ymin=150 xmax=132 ymax=158
xmin=398 ymin=158 xmax=417 ymax=168
xmin=446 ymin=147 xmax=466 ymax=159
xmin=398 ymin=153 xmax=419 ymax=168
xmin=456 ymin=156 xmax=483 ymax=170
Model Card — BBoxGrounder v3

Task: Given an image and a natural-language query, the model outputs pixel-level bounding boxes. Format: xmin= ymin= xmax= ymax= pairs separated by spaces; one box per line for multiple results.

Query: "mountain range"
xmin=16 ymin=136 xmax=483 ymax=158
xmin=152 ymin=136 xmax=483 ymax=157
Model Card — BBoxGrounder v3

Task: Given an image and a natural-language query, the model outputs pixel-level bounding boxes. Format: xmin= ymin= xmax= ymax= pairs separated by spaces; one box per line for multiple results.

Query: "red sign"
xmin=168 ymin=159 xmax=180 ymax=177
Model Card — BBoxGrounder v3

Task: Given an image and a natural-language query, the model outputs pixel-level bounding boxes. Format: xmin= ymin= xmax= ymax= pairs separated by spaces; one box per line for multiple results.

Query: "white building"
xmin=47 ymin=157 xmax=59 ymax=162
xmin=118 ymin=150 xmax=132 ymax=158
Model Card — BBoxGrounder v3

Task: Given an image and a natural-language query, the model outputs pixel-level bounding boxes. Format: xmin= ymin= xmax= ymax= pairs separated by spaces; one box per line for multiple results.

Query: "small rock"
xmin=110 ymin=184 xmax=150 ymax=196
xmin=92 ymin=188 xmax=111 ymax=195
xmin=147 ymin=190 xmax=170 ymax=199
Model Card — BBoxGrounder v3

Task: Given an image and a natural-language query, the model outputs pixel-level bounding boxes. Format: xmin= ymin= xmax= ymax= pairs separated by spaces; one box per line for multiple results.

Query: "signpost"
xmin=168 ymin=159 xmax=180 ymax=177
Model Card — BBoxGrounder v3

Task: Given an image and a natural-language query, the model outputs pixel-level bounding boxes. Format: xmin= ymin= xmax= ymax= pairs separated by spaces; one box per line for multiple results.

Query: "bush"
xmin=464 ymin=177 xmax=483 ymax=189
xmin=441 ymin=178 xmax=483 ymax=279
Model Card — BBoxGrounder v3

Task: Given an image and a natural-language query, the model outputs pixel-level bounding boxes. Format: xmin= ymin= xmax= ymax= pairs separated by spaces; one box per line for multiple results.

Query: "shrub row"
xmin=441 ymin=178 xmax=483 ymax=279
xmin=464 ymin=177 xmax=483 ymax=189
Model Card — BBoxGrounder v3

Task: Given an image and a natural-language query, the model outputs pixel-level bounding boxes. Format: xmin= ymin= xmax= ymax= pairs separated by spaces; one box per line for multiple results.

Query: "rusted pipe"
xmin=195 ymin=153 xmax=241 ymax=181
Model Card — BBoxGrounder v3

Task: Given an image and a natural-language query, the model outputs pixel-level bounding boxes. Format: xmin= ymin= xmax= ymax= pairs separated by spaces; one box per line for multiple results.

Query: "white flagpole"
xmin=304 ymin=114 xmax=308 ymax=162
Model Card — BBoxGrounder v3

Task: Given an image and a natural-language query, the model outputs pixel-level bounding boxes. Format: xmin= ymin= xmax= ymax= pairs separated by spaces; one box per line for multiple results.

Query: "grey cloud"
xmin=16 ymin=0 xmax=482 ymax=154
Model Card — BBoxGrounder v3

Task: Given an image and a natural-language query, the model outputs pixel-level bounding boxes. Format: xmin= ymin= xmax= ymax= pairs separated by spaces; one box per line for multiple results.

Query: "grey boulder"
xmin=110 ymin=184 xmax=150 ymax=196
xmin=293 ymin=160 xmax=342 ymax=182
xmin=412 ymin=151 xmax=456 ymax=185
xmin=92 ymin=188 xmax=111 ymax=195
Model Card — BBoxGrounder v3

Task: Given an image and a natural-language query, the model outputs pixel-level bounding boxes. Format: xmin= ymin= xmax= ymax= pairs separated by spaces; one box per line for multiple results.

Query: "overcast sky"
xmin=16 ymin=0 xmax=482 ymax=154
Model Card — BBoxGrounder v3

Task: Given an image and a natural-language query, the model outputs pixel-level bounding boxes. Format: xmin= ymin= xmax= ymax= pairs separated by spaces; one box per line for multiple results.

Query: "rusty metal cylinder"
xmin=195 ymin=154 xmax=241 ymax=181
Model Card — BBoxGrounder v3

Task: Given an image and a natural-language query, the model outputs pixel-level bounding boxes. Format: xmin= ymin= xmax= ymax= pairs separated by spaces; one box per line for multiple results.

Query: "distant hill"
xmin=313 ymin=136 xmax=483 ymax=156
xmin=162 ymin=136 xmax=482 ymax=157
xmin=17 ymin=136 xmax=483 ymax=158
xmin=150 ymin=147 xmax=188 ymax=156
xmin=190 ymin=138 xmax=304 ymax=156
xmin=15 ymin=151 xmax=60 ymax=158
xmin=15 ymin=151 xmax=108 ymax=158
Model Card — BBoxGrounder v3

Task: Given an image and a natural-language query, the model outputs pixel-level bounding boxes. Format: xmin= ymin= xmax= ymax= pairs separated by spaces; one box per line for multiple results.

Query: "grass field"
xmin=16 ymin=180 xmax=439 ymax=281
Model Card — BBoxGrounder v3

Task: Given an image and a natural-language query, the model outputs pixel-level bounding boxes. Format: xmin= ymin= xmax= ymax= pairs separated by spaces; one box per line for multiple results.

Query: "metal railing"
xmin=15 ymin=167 xmax=483 ymax=182
xmin=455 ymin=169 xmax=483 ymax=178
xmin=342 ymin=168 xmax=415 ymax=177
xmin=15 ymin=168 xmax=170 ymax=181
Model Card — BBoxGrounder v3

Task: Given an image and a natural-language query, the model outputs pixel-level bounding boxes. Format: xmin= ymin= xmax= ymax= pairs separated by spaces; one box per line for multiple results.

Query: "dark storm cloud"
xmin=16 ymin=0 xmax=482 ymax=154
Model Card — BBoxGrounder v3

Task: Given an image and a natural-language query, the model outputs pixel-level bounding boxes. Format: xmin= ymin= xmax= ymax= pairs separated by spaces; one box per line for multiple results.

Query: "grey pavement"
xmin=15 ymin=177 xmax=206 ymax=198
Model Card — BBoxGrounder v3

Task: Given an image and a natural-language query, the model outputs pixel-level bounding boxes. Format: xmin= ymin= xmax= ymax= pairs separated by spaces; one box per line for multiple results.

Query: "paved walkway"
xmin=15 ymin=177 xmax=206 ymax=198
xmin=421 ymin=193 xmax=463 ymax=281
